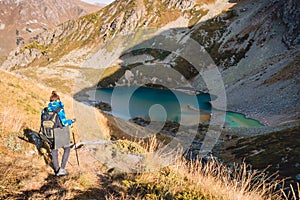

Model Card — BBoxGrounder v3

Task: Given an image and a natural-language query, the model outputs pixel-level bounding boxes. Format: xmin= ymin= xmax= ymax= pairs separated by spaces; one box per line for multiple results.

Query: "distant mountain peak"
xmin=80 ymin=0 xmax=111 ymax=6
xmin=0 ymin=0 xmax=101 ymax=58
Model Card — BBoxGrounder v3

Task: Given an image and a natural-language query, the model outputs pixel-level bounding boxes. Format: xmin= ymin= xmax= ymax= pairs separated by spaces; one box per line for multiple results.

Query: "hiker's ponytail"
xmin=50 ymin=91 xmax=60 ymax=102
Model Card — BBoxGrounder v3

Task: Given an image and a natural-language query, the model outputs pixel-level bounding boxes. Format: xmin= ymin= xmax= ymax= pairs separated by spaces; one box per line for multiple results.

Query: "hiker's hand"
xmin=72 ymin=118 xmax=76 ymax=123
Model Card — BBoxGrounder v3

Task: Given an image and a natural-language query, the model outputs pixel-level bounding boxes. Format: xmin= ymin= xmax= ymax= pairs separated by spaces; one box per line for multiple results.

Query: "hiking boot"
xmin=56 ymin=168 xmax=68 ymax=176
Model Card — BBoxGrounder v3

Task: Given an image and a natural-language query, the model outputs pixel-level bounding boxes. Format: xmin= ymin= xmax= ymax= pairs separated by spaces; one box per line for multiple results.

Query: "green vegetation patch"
xmin=100 ymin=65 xmax=121 ymax=80
xmin=0 ymin=56 xmax=7 ymax=65
xmin=42 ymin=78 xmax=72 ymax=94
xmin=20 ymin=41 xmax=48 ymax=55
xmin=97 ymin=66 xmax=129 ymax=88
xmin=188 ymin=5 xmax=209 ymax=28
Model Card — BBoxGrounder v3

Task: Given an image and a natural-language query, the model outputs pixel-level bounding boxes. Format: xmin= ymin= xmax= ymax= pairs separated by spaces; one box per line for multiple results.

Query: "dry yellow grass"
xmin=0 ymin=71 xmax=45 ymax=129
xmin=106 ymin=136 xmax=299 ymax=200
xmin=0 ymin=69 xmax=81 ymax=198
xmin=0 ymin=69 xmax=74 ymax=130
xmin=117 ymin=156 xmax=298 ymax=200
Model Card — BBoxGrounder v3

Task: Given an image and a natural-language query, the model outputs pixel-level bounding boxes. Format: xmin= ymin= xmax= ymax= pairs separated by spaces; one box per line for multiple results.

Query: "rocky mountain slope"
xmin=0 ymin=0 xmax=101 ymax=59
xmin=1 ymin=0 xmax=299 ymax=125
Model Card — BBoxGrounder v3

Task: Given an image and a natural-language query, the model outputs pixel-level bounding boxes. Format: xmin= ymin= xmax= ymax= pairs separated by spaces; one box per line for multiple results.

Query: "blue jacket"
xmin=47 ymin=101 xmax=73 ymax=126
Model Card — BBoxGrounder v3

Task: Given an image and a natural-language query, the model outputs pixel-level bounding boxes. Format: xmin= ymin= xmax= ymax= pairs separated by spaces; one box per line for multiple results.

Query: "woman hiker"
xmin=44 ymin=91 xmax=76 ymax=176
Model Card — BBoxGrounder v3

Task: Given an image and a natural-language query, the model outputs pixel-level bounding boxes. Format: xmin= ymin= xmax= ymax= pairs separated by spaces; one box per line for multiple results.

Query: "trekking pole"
xmin=72 ymin=126 xmax=80 ymax=167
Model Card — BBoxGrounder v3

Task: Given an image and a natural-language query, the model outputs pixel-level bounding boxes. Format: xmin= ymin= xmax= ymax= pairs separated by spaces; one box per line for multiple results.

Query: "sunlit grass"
xmin=108 ymin=136 xmax=299 ymax=200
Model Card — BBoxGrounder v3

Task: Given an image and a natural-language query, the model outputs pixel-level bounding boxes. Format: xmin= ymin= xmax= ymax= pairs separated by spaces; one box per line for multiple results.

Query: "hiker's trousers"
xmin=51 ymin=146 xmax=70 ymax=172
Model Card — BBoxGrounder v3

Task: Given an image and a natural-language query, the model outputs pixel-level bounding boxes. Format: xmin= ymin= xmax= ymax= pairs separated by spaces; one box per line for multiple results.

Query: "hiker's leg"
xmin=51 ymin=149 xmax=59 ymax=172
xmin=61 ymin=146 xmax=70 ymax=169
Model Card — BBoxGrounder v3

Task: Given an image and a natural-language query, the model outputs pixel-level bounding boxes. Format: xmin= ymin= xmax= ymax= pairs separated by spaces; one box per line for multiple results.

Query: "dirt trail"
xmin=4 ymin=141 xmax=114 ymax=199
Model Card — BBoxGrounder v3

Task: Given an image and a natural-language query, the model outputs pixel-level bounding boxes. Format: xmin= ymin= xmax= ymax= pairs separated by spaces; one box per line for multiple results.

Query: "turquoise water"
xmin=95 ymin=87 xmax=264 ymax=127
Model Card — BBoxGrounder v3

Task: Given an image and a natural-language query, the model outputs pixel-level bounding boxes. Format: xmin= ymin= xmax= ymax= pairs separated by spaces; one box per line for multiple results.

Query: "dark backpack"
xmin=40 ymin=107 xmax=63 ymax=140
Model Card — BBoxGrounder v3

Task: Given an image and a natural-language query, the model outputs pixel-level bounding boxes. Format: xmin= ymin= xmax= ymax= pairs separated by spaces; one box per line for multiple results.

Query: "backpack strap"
xmin=53 ymin=107 xmax=63 ymax=128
